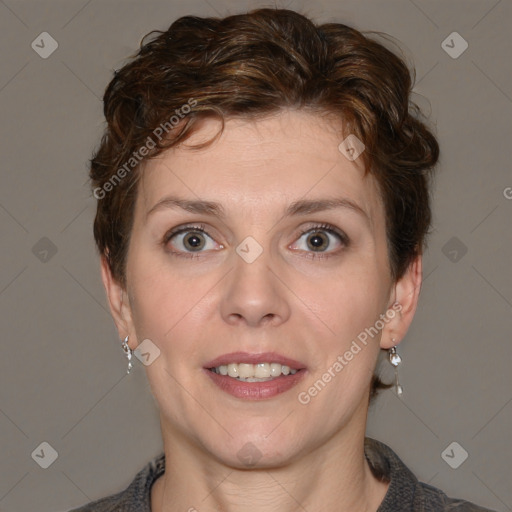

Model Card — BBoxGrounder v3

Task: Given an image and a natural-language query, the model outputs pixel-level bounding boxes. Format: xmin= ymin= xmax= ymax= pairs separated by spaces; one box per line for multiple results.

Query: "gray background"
xmin=0 ymin=0 xmax=510 ymax=511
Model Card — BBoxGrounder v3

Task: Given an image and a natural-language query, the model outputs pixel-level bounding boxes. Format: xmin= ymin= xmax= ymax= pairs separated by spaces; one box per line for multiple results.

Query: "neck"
xmin=151 ymin=405 xmax=388 ymax=512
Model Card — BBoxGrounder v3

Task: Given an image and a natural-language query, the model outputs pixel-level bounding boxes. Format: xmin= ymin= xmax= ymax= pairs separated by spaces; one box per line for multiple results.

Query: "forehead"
xmin=136 ymin=110 xmax=384 ymax=228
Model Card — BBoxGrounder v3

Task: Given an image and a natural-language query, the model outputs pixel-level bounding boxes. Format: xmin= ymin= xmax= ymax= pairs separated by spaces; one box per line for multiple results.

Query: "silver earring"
xmin=388 ymin=341 xmax=403 ymax=397
xmin=121 ymin=335 xmax=133 ymax=374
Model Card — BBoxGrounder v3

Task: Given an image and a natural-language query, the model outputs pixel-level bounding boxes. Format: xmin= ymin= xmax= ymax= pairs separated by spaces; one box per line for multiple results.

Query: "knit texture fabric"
xmin=68 ymin=438 xmax=496 ymax=511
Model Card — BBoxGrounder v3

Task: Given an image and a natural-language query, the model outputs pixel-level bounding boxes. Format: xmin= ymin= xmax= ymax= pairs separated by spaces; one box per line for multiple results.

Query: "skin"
xmin=102 ymin=109 xmax=422 ymax=512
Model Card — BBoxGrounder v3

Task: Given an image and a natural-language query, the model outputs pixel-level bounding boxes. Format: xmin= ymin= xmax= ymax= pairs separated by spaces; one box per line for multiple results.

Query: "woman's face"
xmin=105 ymin=109 xmax=418 ymax=468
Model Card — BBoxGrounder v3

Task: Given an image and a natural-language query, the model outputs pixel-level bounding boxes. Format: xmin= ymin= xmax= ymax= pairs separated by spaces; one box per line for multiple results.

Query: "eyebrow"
xmin=146 ymin=195 xmax=370 ymax=224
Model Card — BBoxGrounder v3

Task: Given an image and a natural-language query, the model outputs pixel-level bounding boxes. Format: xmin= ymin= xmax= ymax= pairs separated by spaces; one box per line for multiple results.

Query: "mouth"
xmin=203 ymin=352 xmax=307 ymax=400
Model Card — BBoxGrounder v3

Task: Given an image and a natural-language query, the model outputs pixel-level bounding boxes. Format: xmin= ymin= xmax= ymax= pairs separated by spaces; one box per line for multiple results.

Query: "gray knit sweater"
xmin=69 ymin=438 xmax=496 ymax=511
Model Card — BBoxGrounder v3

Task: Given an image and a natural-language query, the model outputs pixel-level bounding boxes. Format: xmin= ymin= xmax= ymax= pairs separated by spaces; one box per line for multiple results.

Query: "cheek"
xmin=126 ymin=261 xmax=209 ymax=410
xmin=126 ymin=249 xmax=182 ymax=341
xmin=299 ymin=261 xmax=388 ymax=341
xmin=126 ymin=250 xmax=219 ymax=368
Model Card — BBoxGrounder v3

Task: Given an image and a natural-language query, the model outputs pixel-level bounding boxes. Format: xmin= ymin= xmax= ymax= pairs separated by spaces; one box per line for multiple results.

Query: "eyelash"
xmin=162 ymin=222 xmax=349 ymax=260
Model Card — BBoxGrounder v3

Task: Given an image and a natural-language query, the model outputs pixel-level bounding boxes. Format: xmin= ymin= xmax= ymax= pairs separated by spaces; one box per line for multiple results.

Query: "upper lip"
xmin=204 ymin=351 xmax=306 ymax=370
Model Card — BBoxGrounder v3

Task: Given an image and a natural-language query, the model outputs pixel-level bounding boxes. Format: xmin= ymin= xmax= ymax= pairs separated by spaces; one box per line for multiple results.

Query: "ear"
xmin=380 ymin=253 xmax=422 ymax=350
xmin=100 ymin=255 xmax=136 ymax=349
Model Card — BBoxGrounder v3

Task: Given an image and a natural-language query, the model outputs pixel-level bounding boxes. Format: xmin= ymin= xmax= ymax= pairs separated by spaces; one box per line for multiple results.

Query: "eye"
xmin=163 ymin=224 xmax=223 ymax=257
xmin=290 ymin=223 xmax=348 ymax=257
xmin=162 ymin=222 xmax=348 ymax=259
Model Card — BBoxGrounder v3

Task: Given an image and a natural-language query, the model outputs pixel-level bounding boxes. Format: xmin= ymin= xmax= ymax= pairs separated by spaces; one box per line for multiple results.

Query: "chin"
xmin=214 ymin=441 xmax=298 ymax=470
xmin=199 ymin=423 xmax=306 ymax=470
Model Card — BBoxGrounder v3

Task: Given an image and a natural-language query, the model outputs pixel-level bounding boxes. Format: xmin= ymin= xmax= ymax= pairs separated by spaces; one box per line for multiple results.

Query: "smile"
xmin=203 ymin=352 xmax=307 ymax=400
xmin=209 ymin=362 xmax=298 ymax=381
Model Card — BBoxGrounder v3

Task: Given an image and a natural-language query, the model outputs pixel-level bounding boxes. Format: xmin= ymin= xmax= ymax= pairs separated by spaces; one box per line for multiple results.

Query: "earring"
xmin=121 ymin=335 xmax=133 ymax=374
xmin=388 ymin=341 xmax=403 ymax=397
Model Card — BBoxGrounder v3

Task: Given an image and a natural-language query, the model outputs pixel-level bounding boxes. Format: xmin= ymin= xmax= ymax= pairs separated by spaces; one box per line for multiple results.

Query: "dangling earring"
xmin=388 ymin=340 xmax=403 ymax=397
xmin=121 ymin=335 xmax=133 ymax=374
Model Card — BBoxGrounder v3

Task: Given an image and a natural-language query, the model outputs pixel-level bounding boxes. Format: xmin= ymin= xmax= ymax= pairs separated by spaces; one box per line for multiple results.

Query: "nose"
xmin=220 ymin=247 xmax=291 ymax=328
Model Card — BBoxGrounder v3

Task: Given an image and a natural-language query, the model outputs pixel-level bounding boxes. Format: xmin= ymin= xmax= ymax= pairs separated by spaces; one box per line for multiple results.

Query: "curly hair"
xmin=90 ymin=8 xmax=439 ymax=398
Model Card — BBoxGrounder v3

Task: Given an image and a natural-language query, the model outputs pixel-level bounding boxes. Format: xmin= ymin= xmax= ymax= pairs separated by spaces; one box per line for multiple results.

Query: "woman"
xmin=72 ymin=8 xmax=495 ymax=512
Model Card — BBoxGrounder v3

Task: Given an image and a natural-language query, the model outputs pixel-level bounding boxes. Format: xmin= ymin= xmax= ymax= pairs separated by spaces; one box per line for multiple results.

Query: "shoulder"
xmin=364 ymin=438 xmax=497 ymax=512
xmin=67 ymin=453 xmax=165 ymax=512
xmin=68 ymin=489 xmax=131 ymax=512
xmin=416 ymin=481 xmax=496 ymax=511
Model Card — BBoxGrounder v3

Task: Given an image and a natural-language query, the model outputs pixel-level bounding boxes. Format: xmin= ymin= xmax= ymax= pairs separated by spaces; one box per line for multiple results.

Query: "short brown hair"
xmin=90 ymin=8 xmax=439 ymax=397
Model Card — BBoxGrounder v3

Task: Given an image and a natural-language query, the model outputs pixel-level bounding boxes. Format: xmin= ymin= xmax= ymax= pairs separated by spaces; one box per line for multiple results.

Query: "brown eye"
xmin=164 ymin=225 xmax=220 ymax=256
xmin=306 ymin=231 xmax=330 ymax=251
xmin=181 ymin=231 xmax=206 ymax=251
xmin=290 ymin=223 xmax=348 ymax=259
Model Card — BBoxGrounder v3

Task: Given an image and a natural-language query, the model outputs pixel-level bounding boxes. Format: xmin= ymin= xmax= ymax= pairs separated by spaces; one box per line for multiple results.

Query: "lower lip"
xmin=204 ymin=369 xmax=307 ymax=400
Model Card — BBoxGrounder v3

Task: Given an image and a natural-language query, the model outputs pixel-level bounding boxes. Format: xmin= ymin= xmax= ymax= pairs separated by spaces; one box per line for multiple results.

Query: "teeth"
xmin=255 ymin=363 xmax=270 ymax=378
xmin=213 ymin=363 xmax=298 ymax=379
xmin=270 ymin=363 xmax=282 ymax=377
xmin=227 ymin=363 xmax=239 ymax=378
xmin=238 ymin=363 xmax=253 ymax=378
